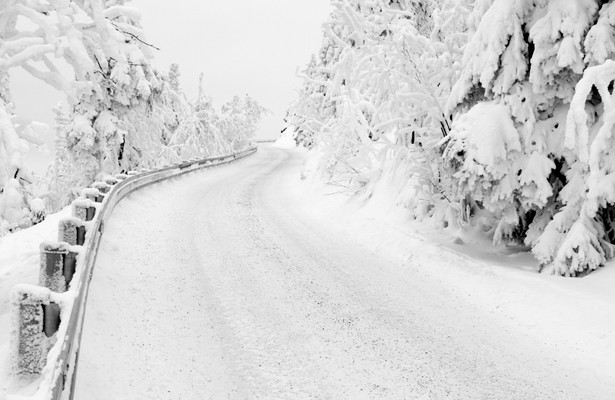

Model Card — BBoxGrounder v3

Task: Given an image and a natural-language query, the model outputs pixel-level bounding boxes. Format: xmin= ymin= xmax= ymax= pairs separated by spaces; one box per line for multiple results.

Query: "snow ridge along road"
xmin=74 ymin=146 xmax=611 ymax=400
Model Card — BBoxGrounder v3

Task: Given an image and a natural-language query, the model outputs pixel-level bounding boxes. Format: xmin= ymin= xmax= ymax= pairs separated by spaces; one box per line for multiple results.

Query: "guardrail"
xmin=8 ymin=147 xmax=257 ymax=399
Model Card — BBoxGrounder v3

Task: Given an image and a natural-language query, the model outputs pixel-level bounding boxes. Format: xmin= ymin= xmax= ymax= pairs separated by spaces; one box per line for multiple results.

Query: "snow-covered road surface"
xmin=74 ymin=146 xmax=611 ymax=400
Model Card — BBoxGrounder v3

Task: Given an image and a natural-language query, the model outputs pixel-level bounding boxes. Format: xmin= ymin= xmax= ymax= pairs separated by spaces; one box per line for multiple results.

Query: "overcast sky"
xmin=131 ymin=0 xmax=331 ymax=139
xmin=11 ymin=0 xmax=331 ymax=168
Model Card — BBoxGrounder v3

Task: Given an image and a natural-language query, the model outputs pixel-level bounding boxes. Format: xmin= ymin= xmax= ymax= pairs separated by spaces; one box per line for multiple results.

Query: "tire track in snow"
xmin=74 ymin=147 xmax=603 ymax=399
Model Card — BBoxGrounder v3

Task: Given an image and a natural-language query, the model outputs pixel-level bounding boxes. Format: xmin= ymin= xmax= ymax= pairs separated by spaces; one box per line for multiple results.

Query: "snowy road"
xmin=74 ymin=146 xmax=606 ymax=400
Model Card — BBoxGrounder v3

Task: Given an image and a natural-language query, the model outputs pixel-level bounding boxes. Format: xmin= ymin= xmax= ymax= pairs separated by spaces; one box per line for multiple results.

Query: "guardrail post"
xmin=103 ymin=176 xmax=118 ymax=186
xmin=7 ymin=149 xmax=258 ymax=391
xmin=39 ymin=242 xmax=77 ymax=292
xmin=72 ymin=199 xmax=96 ymax=222
xmin=81 ymin=188 xmax=103 ymax=203
xmin=40 ymin=242 xmax=67 ymax=292
xmin=92 ymin=182 xmax=110 ymax=195
xmin=10 ymin=285 xmax=57 ymax=376
xmin=58 ymin=218 xmax=86 ymax=246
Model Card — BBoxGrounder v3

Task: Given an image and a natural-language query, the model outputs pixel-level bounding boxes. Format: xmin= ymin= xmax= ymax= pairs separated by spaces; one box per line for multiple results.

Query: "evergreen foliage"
xmin=289 ymin=0 xmax=615 ymax=275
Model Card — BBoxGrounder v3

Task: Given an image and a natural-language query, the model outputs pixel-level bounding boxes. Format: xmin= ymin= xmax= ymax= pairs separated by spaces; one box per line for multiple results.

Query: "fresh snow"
xmin=0 ymin=206 xmax=71 ymax=397
xmin=47 ymin=145 xmax=614 ymax=399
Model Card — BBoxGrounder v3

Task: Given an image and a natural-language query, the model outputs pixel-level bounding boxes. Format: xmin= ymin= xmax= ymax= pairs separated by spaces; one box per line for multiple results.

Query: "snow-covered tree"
xmin=170 ymin=74 xmax=265 ymax=158
xmin=0 ymin=76 xmax=32 ymax=235
xmin=221 ymin=94 xmax=267 ymax=151
xmin=44 ymin=104 xmax=76 ymax=211
xmin=0 ymin=11 xmax=48 ymax=235
xmin=443 ymin=0 xmax=615 ymax=275
xmin=288 ymin=0 xmax=472 ymax=217
xmin=0 ymin=0 xmax=266 ymax=232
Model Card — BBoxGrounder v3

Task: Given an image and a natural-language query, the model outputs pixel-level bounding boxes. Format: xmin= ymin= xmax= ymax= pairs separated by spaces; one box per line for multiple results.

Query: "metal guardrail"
xmin=10 ymin=147 xmax=257 ymax=400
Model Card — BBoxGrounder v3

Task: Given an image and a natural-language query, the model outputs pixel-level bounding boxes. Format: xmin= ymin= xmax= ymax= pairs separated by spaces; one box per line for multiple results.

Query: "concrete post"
xmin=58 ymin=218 xmax=86 ymax=246
xmin=10 ymin=285 xmax=56 ymax=375
xmin=39 ymin=242 xmax=77 ymax=292
xmin=39 ymin=242 xmax=68 ymax=292
xmin=104 ymin=176 xmax=118 ymax=186
xmin=81 ymin=188 xmax=102 ymax=202
xmin=92 ymin=181 xmax=110 ymax=195
xmin=64 ymin=250 xmax=77 ymax=286
xmin=43 ymin=303 xmax=61 ymax=338
xmin=72 ymin=199 xmax=96 ymax=222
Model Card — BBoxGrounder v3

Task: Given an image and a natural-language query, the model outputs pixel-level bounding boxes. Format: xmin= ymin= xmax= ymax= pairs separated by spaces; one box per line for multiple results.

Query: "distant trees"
xmin=289 ymin=0 xmax=615 ymax=275
xmin=169 ymin=73 xmax=267 ymax=159
xmin=0 ymin=0 xmax=265 ymax=235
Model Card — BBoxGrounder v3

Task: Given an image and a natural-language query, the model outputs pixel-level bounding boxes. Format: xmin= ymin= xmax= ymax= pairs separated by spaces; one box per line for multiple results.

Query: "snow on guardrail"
xmin=7 ymin=147 xmax=257 ymax=400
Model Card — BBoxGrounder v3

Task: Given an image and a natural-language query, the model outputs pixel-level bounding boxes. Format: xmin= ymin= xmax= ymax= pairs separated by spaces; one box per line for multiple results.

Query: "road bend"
xmin=74 ymin=146 xmax=598 ymax=400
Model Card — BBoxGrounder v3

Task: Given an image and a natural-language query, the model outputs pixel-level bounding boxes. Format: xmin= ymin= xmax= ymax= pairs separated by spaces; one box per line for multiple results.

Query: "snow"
xmin=61 ymin=145 xmax=615 ymax=399
xmin=447 ymin=102 xmax=520 ymax=168
xmin=272 ymin=133 xmax=296 ymax=149
xmin=0 ymin=206 xmax=70 ymax=397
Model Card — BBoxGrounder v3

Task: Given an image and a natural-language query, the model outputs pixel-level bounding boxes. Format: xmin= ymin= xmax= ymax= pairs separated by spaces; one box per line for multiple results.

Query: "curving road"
xmin=74 ymin=146 xmax=604 ymax=400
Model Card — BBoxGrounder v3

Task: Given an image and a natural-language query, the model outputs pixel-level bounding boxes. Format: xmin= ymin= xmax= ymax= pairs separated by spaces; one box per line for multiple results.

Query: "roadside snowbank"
xmin=295 ymin=150 xmax=615 ymax=388
xmin=0 ymin=207 xmax=70 ymax=398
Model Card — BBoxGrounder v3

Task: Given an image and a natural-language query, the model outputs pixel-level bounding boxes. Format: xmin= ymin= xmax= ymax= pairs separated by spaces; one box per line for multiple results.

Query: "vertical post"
xmin=104 ymin=176 xmax=118 ymax=187
xmin=39 ymin=242 xmax=69 ymax=292
xmin=39 ymin=242 xmax=77 ymax=292
xmin=10 ymin=285 xmax=54 ymax=376
xmin=72 ymin=199 xmax=96 ymax=222
xmin=92 ymin=182 xmax=110 ymax=195
xmin=80 ymin=188 xmax=102 ymax=203
xmin=64 ymin=250 xmax=77 ymax=286
xmin=58 ymin=218 xmax=86 ymax=246
xmin=43 ymin=303 xmax=61 ymax=337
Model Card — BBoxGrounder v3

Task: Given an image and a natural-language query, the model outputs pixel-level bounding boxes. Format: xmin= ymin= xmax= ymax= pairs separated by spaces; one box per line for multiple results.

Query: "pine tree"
xmin=443 ymin=0 xmax=615 ymax=275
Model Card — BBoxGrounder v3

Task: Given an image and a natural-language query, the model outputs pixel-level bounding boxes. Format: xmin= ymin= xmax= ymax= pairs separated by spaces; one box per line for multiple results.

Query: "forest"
xmin=287 ymin=0 xmax=615 ymax=276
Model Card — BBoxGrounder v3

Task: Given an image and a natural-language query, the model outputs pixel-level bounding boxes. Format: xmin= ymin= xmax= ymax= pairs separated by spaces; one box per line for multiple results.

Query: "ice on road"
xmin=74 ymin=146 xmax=605 ymax=399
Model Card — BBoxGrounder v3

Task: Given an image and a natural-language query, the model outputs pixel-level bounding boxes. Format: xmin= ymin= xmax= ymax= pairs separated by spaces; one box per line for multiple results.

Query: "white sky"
xmin=10 ymin=0 xmax=331 ymax=171
xmin=131 ymin=0 xmax=331 ymax=139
